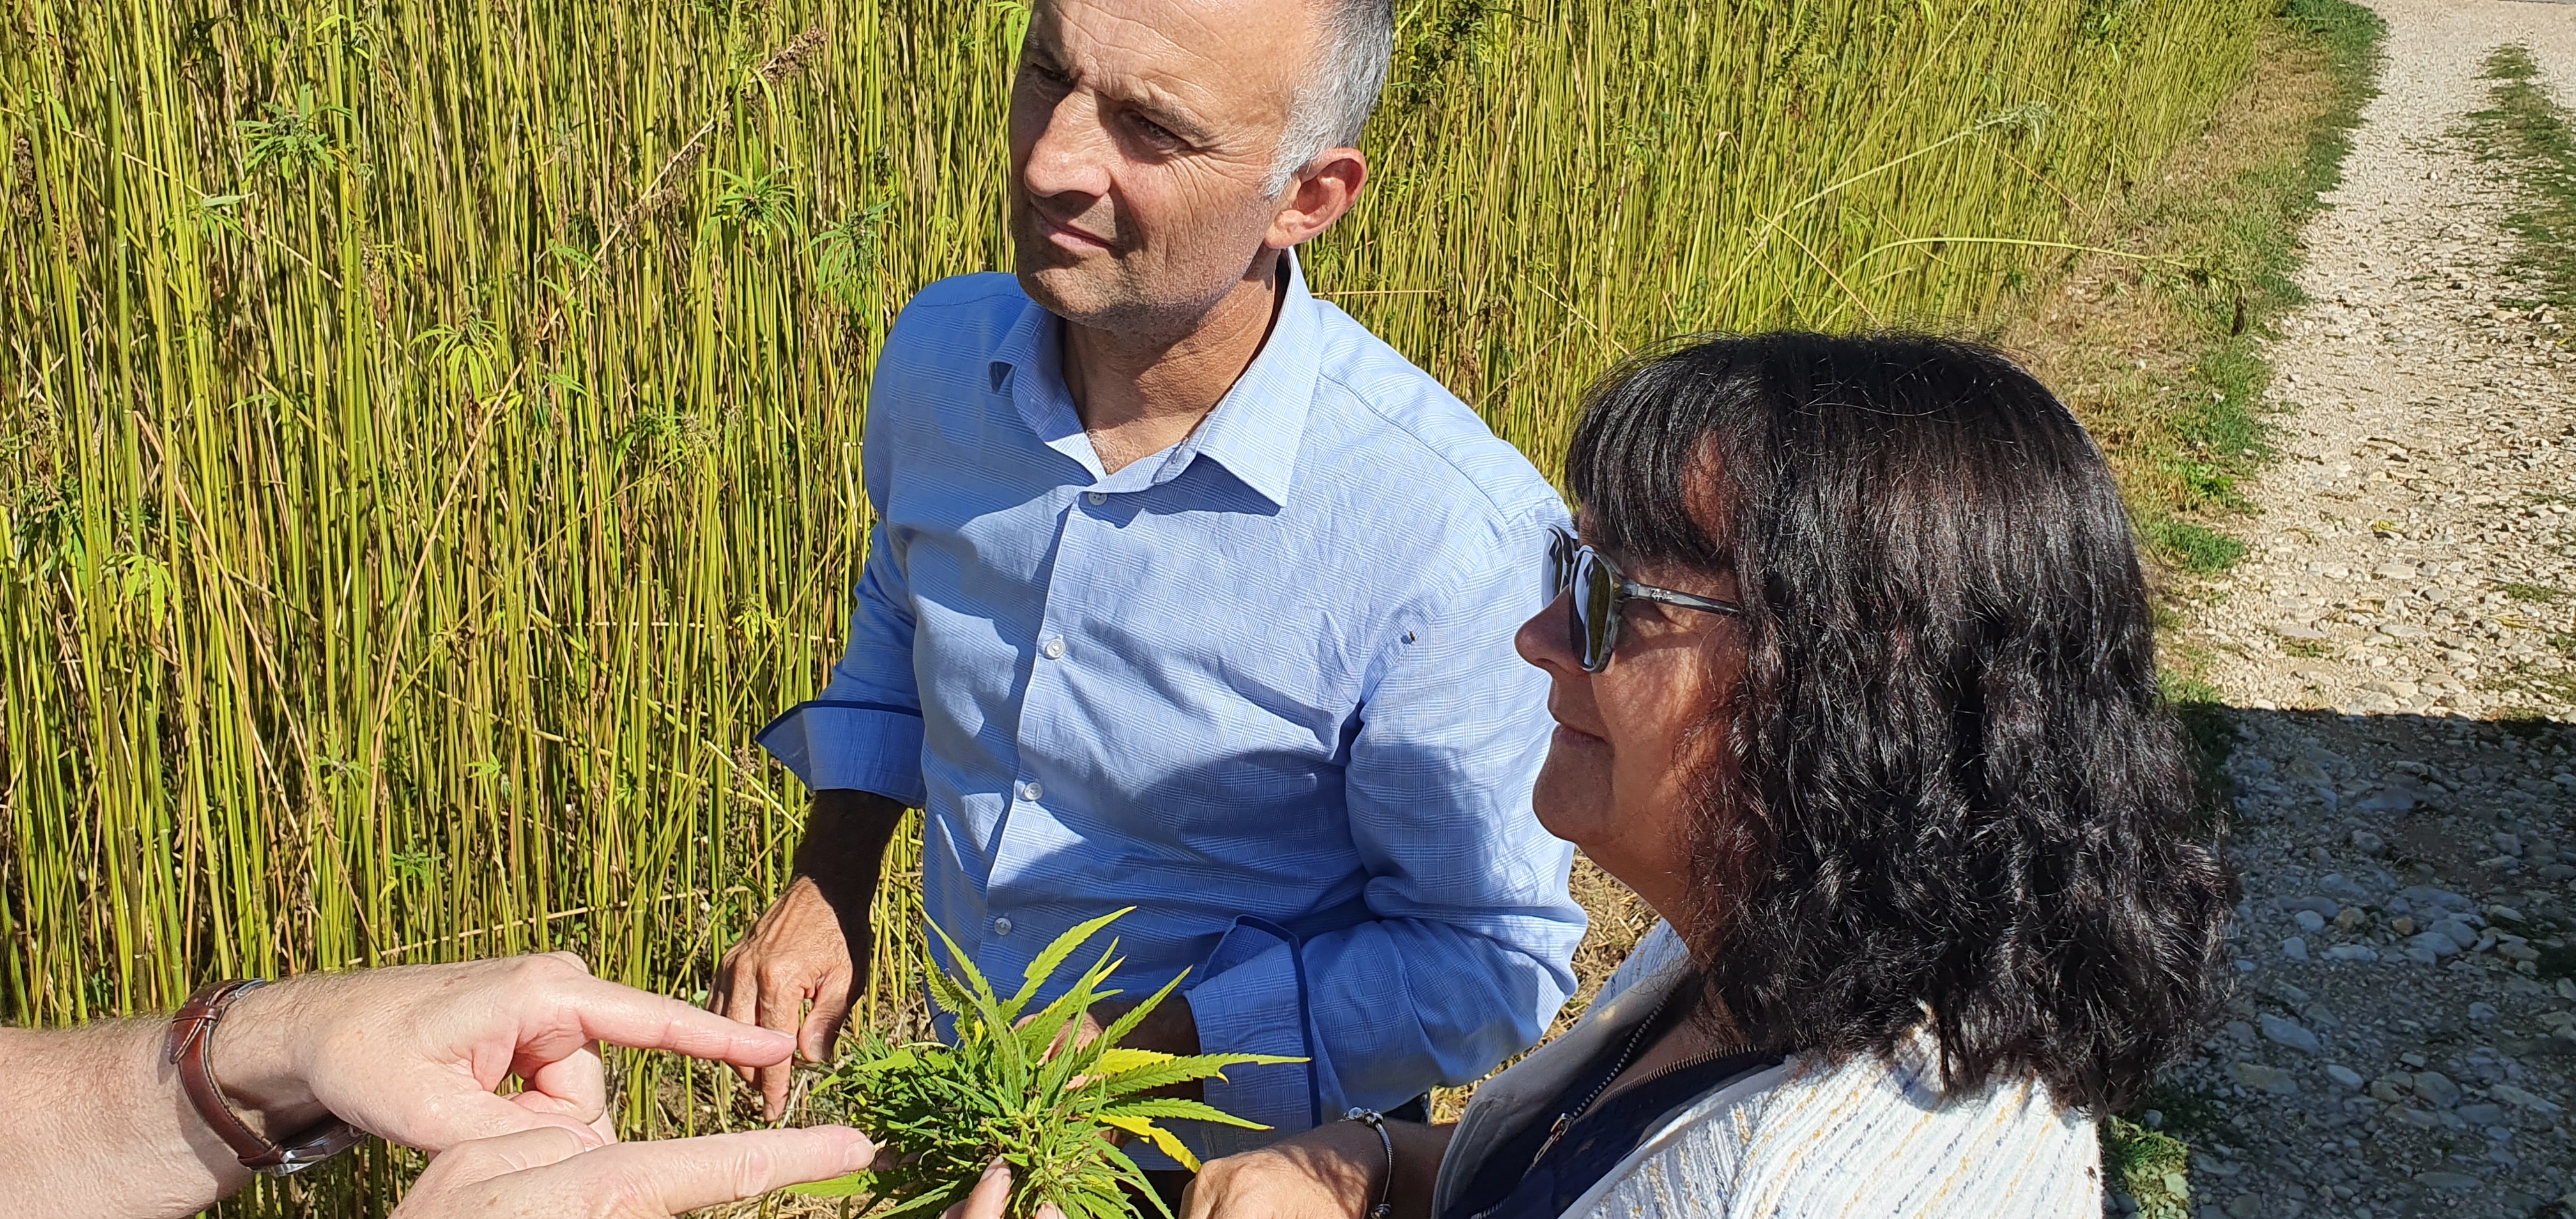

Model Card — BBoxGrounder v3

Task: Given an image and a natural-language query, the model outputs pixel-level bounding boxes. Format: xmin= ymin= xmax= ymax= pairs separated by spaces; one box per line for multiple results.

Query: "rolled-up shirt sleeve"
xmin=1189 ymin=505 xmax=1586 ymax=1149
xmin=756 ymin=365 xmax=928 ymax=805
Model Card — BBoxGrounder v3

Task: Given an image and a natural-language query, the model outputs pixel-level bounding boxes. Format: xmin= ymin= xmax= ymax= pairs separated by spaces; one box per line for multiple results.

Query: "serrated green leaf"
xmin=1097 ymin=1052 xmax=1306 ymax=1098
xmin=851 ymin=1046 xmax=919 ymax=1073
xmin=1007 ymin=906 xmax=1135 ymax=1016
xmin=1055 ymin=970 xmax=1184 ymax=1089
xmin=1099 ymin=1096 xmax=1266 ymax=1130
xmin=1087 ymin=1047 xmax=1172 ymax=1076
xmin=782 ymin=1170 xmax=878 ymax=1198
xmin=1098 ymin=1114 xmax=1200 ymax=1172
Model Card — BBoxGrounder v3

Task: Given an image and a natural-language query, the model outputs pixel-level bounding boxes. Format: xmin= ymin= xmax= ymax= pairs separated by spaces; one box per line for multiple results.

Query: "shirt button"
xmin=1087 ymin=491 xmax=1107 ymax=505
xmin=1041 ymin=638 xmax=1066 ymax=660
xmin=993 ymin=916 xmax=1015 ymax=937
xmin=1018 ymin=781 xmax=1043 ymax=802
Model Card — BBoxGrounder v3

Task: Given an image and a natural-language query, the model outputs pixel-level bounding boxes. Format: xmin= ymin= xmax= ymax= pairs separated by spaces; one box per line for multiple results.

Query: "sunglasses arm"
xmin=1623 ymin=583 xmax=1743 ymax=617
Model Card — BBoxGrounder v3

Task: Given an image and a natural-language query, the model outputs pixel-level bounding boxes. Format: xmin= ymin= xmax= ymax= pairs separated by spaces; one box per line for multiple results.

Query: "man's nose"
xmin=1022 ymin=89 xmax=1114 ymax=203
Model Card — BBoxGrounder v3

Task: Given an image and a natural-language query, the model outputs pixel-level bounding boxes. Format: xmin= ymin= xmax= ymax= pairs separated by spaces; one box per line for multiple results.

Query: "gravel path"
xmin=2142 ymin=3 xmax=2576 ymax=1216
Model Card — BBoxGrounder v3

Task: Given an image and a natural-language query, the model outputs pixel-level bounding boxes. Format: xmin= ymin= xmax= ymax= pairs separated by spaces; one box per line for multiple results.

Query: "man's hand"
xmin=712 ymin=790 xmax=904 ymax=1117
xmin=389 ymin=1124 xmax=877 ymax=1218
xmin=220 ymin=954 xmax=799 ymax=1154
xmin=713 ymin=877 xmax=862 ymax=1116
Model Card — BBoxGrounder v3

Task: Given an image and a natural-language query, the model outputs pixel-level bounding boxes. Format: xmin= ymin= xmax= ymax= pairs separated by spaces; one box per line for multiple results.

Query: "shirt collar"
xmin=985 ymin=251 xmax=1323 ymax=510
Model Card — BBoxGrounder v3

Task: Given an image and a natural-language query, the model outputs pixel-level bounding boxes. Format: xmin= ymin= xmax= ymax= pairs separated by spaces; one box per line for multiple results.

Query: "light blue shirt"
xmin=760 ymin=257 xmax=1583 ymax=1156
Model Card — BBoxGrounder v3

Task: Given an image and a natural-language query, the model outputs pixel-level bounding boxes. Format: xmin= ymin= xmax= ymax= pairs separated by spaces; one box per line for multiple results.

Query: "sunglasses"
xmin=1547 ymin=526 xmax=1742 ymax=673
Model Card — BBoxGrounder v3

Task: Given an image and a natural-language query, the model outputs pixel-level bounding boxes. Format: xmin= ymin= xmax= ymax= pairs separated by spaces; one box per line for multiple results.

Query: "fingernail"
xmin=979 ymin=1157 xmax=1008 ymax=1183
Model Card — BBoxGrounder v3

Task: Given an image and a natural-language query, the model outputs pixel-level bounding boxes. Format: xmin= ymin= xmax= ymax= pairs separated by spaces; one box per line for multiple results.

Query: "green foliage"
xmin=796 ymin=910 xmax=1300 ymax=1219
xmin=2142 ymin=518 xmax=2250 ymax=574
xmin=237 ymin=86 xmax=353 ymax=178
xmin=2500 ymin=581 xmax=2564 ymax=604
xmin=2101 ymin=1116 xmax=2193 ymax=1218
xmin=2467 ymin=44 xmax=2576 ymax=312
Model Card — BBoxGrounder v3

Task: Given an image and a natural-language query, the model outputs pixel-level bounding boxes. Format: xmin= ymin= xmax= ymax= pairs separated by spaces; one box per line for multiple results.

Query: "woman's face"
xmin=1514 ymin=530 xmax=1744 ymax=924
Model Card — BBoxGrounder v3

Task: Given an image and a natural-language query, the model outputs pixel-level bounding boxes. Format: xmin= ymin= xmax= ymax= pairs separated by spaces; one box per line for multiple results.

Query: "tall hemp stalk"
xmin=4 ymin=0 xmax=2261 ymax=1211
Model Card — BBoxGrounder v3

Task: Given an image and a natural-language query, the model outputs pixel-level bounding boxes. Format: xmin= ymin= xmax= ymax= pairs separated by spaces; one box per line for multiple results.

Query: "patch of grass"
xmin=2500 ymin=582 xmax=2565 ymax=604
xmin=2104 ymin=1116 xmax=2195 ymax=1219
xmin=2466 ymin=45 xmax=2576 ymax=311
xmin=2480 ymin=663 xmax=2576 ymax=707
xmin=2281 ymin=637 xmax=2333 ymax=659
xmin=2144 ymin=518 xmax=2253 ymax=574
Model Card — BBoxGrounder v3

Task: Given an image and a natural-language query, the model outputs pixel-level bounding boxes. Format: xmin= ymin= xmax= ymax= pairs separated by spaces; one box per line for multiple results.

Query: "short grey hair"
xmin=1266 ymin=0 xmax=1395 ymax=195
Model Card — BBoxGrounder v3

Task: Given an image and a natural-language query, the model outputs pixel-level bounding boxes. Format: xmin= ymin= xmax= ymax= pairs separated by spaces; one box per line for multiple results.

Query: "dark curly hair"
xmin=1567 ymin=331 xmax=2231 ymax=1113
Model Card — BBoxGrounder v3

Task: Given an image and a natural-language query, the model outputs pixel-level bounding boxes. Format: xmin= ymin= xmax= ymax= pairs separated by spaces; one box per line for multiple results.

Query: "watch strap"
xmin=166 ymin=979 xmax=367 ymax=1175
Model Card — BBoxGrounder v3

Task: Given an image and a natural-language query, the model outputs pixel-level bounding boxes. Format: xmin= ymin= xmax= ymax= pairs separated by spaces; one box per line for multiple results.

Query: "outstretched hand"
xmin=392 ymin=1125 xmax=877 ymax=1218
xmin=224 ymin=953 xmax=798 ymax=1153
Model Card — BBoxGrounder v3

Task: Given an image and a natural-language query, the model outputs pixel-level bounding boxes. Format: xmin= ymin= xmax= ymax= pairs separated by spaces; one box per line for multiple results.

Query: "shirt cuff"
xmin=754 ymin=700 xmax=927 ymax=806
xmin=1179 ymin=927 xmax=1324 ymax=1162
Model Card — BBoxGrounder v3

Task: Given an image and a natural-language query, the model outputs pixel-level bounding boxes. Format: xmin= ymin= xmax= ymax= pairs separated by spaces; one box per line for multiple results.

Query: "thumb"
xmin=585 ymin=1126 xmax=878 ymax=1215
xmin=941 ymin=1158 xmax=1015 ymax=1219
xmin=410 ymin=1126 xmax=597 ymax=1193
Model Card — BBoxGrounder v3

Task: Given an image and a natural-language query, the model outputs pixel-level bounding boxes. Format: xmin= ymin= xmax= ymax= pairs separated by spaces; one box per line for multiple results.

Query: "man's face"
xmin=1008 ymin=0 xmax=1314 ymax=339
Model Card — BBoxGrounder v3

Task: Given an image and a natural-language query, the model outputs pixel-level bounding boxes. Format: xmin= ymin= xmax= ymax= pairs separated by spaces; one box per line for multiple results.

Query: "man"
xmin=0 ymin=955 xmax=877 ymax=1218
xmin=714 ymin=0 xmax=1584 ymax=1174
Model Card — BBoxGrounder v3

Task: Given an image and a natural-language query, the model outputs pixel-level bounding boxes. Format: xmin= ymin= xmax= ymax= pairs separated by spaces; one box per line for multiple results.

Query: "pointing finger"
xmin=588 ymin=1126 xmax=878 ymax=1215
xmin=547 ymin=974 xmax=797 ymax=1070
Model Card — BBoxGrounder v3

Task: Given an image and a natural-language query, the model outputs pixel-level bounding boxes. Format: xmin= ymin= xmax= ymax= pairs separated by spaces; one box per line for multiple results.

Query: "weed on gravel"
xmin=2467 ymin=45 xmax=2576 ymax=314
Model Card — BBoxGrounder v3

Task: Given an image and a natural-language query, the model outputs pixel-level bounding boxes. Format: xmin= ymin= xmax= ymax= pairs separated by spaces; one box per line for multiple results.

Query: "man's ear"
xmin=1266 ymin=147 xmax=1368 ymax=249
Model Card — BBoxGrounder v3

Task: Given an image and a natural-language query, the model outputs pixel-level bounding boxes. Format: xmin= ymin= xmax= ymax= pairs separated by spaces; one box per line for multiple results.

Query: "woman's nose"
xmin=1516 ymin=592 xmax=1578 ymax=675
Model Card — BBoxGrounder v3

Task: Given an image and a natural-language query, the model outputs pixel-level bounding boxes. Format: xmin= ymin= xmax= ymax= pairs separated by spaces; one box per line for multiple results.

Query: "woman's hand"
xmin=1181 ymin=1121 xmax=1385 ymax=1219
xmin=389 ymin=1125 xmax=875 ymax=1218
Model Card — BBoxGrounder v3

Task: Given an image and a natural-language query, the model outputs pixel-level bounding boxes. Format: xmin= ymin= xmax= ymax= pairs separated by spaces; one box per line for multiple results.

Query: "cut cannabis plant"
xmin=790 ymin=909 xmax=1301 ymax=1218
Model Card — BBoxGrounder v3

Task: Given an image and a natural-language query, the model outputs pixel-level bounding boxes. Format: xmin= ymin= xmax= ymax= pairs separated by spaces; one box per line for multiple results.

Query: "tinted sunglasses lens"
xmin=1546 ymin=530 xmax=1576 ymax=597
xmin=1575 ymin=551 xmax=1619 ymax=671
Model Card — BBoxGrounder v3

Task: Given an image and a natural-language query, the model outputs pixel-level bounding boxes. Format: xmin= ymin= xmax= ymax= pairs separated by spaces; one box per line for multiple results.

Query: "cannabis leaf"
xmin=792 ymin=909 xmax=1301 ymax=1218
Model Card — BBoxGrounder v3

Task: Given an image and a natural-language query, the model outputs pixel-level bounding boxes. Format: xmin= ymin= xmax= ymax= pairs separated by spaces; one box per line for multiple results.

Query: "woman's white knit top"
xmin=1432 ymin=922 xmax=2104 ymax=1218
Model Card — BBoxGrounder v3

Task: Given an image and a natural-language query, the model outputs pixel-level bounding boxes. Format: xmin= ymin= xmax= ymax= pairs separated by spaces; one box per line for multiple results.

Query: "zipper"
xmin=1523 ymin=988 xmax=1676 ymax=1170
xmin=1526 ymin=1033 xmax=1764 ymax=1171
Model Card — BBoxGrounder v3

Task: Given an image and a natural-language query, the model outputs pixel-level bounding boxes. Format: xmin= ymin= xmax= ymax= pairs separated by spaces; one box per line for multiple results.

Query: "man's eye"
xmin=1133 ymin=115 xmax=1182 ymax=146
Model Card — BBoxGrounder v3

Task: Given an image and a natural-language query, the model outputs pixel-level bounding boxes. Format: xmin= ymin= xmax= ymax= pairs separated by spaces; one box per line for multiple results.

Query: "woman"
xmin=1181 ymin=333 xmax=2230 ymax=1218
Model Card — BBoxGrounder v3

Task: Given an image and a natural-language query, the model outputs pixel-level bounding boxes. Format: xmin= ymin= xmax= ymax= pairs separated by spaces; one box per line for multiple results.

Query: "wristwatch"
xmin=166 ymin=979 xmax=368 ymax=1174
xmin=1344 ymin=1107 xmax=1396 ymax=1219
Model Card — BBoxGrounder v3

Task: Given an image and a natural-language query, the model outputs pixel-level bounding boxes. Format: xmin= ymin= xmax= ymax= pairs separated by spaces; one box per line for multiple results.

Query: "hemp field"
xmin=4 ymin=0 xmax=2273 ymax=1208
